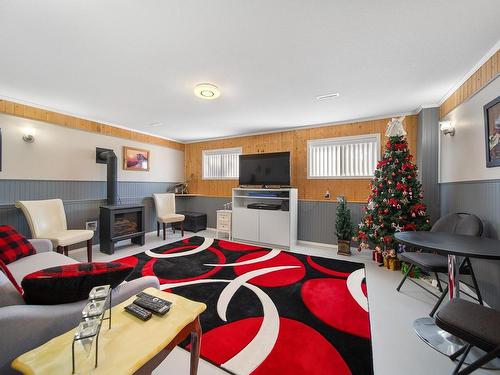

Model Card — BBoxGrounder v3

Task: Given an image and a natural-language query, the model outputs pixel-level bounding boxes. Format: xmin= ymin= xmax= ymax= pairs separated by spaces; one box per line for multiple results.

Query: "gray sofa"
xmin=0 ymin=239 xmax=159 ymax=374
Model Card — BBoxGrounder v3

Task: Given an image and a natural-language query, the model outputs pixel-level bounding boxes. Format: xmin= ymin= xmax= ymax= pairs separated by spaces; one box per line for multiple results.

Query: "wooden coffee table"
xmin=11 ymin=288 xmax=206 ymax=375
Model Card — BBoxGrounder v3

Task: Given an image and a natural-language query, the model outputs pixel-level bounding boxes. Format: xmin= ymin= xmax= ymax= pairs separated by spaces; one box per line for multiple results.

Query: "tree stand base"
xmin=337 ymin=240 xmax=351 ymax=256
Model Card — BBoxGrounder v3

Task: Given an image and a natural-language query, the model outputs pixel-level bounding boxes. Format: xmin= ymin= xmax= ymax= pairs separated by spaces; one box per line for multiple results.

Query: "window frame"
xmin=307 ymin=133 xmax=381 ymax=180
xmin=202 ymin=147 xmax=243 ymax=180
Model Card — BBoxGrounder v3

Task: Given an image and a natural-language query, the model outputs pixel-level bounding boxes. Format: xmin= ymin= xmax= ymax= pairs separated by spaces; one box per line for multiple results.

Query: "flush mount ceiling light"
xmin=316 ymin=92 xmax=340 ymax=100
xmin=194 ymin=83 xmax=220 ymax=100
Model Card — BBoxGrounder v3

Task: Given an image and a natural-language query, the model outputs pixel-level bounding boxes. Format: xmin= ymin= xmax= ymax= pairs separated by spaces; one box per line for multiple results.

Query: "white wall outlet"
xmin=86 ymin=220 xmax=98 ymax=231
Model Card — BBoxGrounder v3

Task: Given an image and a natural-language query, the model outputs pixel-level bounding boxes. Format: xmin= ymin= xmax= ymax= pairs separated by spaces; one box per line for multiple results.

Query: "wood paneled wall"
xmin=0 ymin=99 xmax=184 ymax=151
xmin=440 ymin=49 xmax=499 ymax=119
xmin=185 ymin=115 xmax=418 ymax=202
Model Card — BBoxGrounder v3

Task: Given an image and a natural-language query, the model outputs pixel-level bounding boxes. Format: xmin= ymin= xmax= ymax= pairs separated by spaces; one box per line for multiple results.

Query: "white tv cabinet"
xmin=232 ymin=187 xmax=298 ymax=249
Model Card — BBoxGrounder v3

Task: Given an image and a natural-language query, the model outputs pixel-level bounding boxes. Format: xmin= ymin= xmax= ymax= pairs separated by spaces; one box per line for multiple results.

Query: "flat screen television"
xmin=239 ymin=152 xmax=290 ymax=186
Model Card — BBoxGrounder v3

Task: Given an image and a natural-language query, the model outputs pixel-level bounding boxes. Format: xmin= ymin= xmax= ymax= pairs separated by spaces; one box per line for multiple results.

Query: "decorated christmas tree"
xmin=358 ymin=117 xmax=430 ymax=259
xmin=335 ymin=196 xmax=354 ymax=256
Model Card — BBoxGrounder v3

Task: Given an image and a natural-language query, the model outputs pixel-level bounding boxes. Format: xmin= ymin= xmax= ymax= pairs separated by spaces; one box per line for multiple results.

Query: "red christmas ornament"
xmin=388 ymin=198 xmax=398 ymax=207
xmin=396 ymin=182 xmax=404 ymax=190
xmin=404 ymin=223 xmax=416 ymax=231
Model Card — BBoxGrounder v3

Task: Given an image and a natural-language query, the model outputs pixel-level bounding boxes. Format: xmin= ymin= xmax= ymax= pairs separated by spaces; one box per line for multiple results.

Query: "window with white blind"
xmin=202 ymin=147 xmax=242 ymax=180
xmin=307 ymin=134 xmax=380 ymax=178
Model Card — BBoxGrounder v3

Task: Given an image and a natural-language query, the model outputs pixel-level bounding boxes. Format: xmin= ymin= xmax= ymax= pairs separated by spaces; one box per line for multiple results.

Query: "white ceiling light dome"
xmin=194 ymin=83 xmax=220 ymax=100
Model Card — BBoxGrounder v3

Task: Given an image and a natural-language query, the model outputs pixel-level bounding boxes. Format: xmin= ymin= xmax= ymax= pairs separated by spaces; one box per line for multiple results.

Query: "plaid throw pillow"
xmin=0 ymin=225 xmax=36 ymax=264
xmin=22 ymin=262 xmax=133 ymax=305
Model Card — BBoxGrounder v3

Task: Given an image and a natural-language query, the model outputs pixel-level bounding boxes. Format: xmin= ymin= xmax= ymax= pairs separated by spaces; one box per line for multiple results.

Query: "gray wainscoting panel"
xmin=440 ymin=179 xmax=500 ymax=309
xmin=0 ymin=180 xmax=178 ymax=245
xmin=0 ymin=205 xmax=30 ymax=236
xmin=175 ymin=196 xmax=365 ymax=245
xmin=417 ymin=108 xmax=440 ymax=223
xmin=1 ymin=181 xmax=367 ymax=250
xmin=0 ymin=180 xmax=106 ymax=202
xmin=298 ymin=200 xmax=364 ymax=245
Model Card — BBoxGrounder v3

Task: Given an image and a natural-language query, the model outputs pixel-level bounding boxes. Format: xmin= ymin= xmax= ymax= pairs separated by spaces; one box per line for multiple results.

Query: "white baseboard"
xmin=297 ymin=239 xmax=337 ymax=249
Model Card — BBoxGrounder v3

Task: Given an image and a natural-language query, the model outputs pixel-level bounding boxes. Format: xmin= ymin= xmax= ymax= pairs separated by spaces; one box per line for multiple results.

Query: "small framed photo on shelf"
xmin=484 ymin=96 xmax=500 ymax=168
xmin=123 ymin=146 xmax=150 ymax=171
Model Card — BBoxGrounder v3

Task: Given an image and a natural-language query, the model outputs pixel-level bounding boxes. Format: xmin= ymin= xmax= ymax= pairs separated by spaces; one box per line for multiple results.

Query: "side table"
xmin=216 ymin=210 xmax=232 ymax=240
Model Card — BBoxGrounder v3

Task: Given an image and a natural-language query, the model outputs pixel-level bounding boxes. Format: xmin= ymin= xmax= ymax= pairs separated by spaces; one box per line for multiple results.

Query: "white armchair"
xmin=16 ymin=199 xmax=94 ymax=262
xmin=153 ymin=193 xmax=185 ymax=240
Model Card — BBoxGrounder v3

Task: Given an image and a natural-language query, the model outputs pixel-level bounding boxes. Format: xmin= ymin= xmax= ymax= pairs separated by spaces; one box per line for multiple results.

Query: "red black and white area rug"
xmin=118 ymin=236 xmax=373 ymax=375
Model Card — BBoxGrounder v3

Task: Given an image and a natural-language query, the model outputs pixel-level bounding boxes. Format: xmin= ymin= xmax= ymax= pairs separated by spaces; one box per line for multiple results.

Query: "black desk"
xmin=396 ymin=232 xmax=500 ymax=299
xmin=395 ymin=231 xmax=500 ymax=259
xmin=395 ymin=231 xmax=500 ymax=368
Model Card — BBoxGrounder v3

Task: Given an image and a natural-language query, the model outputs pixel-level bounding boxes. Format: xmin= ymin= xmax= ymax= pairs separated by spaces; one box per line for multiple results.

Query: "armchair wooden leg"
xmin=181 ymin=221 xmax=184 ymax=237
xmin=172 ymin=223 xmax=176 ymax=234
xmin=63 ymin=246 xmax=69 ymax=256
xmin=56 ymin=245 xmax=63 ymax=254
xmin=163 ymin=223 xmax=166 ymax=240
xmin=157 ymin=221 xmax=160 ymax=237
xmin=190 ymin=317 xmax=202 ymax=375
xmin=86 ymin=239 xmax=93 ymax=262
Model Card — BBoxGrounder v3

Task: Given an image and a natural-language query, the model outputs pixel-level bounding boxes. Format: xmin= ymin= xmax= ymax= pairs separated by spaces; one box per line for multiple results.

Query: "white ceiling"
xmin=0 ymin=1 xmax=499 ymax=143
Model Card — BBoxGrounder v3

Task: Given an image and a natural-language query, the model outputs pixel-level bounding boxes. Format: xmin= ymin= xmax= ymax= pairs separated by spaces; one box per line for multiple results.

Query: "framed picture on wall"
xmin=123 ymin=146 xmax=150 ymax=171
xmin=484 ymin=96 xmax=500 ymax=168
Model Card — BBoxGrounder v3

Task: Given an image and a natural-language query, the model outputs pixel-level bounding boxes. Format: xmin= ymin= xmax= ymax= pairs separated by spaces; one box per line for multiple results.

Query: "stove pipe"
xmin=97 ymin=150 xmax=117 ymax=206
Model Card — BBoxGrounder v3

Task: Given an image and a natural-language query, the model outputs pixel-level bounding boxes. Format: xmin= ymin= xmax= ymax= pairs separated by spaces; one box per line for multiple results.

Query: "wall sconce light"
xmin=22 ymin=128 xmax=35 ymax=143
xmin=439 ymin=121 xmax=455 ymax=136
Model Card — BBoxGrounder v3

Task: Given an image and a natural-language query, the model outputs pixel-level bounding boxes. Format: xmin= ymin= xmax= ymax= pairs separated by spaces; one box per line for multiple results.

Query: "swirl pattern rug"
xmin=118 ymin=236 xmax=373 ymax=375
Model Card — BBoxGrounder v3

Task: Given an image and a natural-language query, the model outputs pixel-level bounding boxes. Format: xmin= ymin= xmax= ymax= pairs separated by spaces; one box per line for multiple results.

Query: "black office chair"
xmin=396 ymin=213 xmax=484 ymax=316
xmin=436 ymin=299 xmax=500 ymax=374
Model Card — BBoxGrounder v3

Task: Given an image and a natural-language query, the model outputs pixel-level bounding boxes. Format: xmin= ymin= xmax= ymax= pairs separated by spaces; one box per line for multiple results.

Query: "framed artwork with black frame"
xmin=484 ymin=96 xmax=500 ymax=168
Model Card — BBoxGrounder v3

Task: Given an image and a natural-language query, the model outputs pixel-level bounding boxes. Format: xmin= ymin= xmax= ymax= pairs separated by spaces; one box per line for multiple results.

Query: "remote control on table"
xmin=133 ymin=297 xmax=170 ymax=316
xmin=136 ymin=292 xmax=173 ymax=308
xmin=124 ymin=303 xmax=152 ymax=321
